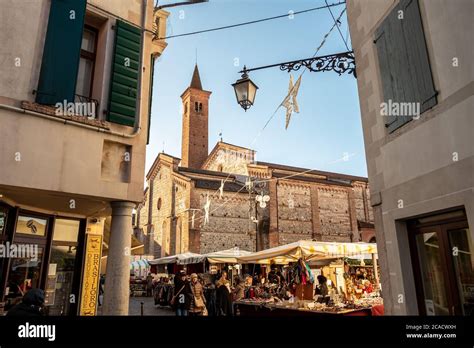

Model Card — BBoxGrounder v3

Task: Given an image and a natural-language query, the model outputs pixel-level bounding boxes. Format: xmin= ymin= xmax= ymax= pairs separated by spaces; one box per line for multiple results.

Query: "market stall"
xmin=233 ymin=240 xmax=383 ymax=316
xmin=129 ymin=259 xmax=150 ymax=296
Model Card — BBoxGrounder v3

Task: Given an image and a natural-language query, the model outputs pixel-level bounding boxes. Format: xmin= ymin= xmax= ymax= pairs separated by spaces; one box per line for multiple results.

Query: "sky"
xmin=147 ymin=0 xmax=367 ymax=179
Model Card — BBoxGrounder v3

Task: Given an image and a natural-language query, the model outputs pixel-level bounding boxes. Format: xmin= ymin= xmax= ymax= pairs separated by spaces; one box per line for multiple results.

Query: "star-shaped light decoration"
xmin=288 ymin=194 xmax=295 ymax=209
xmin=256 ymin=193 xmax=270 ymax=208
xmin=204 ymin=194 xmax=211 ymax=225
xmin=282 ymin=74 xmax=302 ymax=129
xmin=245 ymin=177 xmax=253 ymax=191
xmin=219 ymin=179 xmax=224 ymax=199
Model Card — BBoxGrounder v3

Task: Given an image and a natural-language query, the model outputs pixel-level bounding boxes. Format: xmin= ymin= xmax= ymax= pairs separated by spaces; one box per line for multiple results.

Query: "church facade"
xmin=136 ymin=65 xmax=375 ymax=257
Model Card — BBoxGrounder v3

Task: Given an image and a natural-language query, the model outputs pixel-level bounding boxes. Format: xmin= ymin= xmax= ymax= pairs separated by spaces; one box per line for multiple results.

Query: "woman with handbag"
xmin=172 ymin=270 xmax=192 ymax=316
xmin=189 ymin=273 xmax=207 ymax=316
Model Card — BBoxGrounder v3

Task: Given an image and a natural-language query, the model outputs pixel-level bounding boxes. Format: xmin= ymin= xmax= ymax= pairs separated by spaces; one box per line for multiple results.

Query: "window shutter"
xmin=36 ymin=0 xmax=86 ymax=105
xmin=401 ymin=0 xmax=437 ymax=113
xmin=375 ymin=0 xmax=437 ymax=133
xmin=107 ymin=20 xmax=142 ymax=127
xmin=147 ymin=54 xmax=156 ymax=144
xmin=375 ymin=16 xmax=397 ymax=130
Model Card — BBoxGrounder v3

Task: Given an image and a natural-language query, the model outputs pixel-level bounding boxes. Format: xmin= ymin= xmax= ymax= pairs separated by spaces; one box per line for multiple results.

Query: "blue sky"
xmin=147 ymin=0 xmax=367 ymax=177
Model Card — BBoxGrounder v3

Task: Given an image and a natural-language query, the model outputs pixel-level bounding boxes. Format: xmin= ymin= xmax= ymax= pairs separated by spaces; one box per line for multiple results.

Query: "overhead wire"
xmin=158 ymin=1 xmax=347 ymax=39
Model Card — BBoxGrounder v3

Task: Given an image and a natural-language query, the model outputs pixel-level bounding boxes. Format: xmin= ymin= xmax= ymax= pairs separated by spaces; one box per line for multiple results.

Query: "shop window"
xmin=44 ymin=219 xmax=81 ymax=315
xmin=0 ymin=207 xmax=7 ymax=236
xmin=4 ymin=248 xmax=45 ymax=311
xmin=408 ymin=209 xmax=472 ymax=315
xmin=15 ymin=215 xmax=47 ymax=236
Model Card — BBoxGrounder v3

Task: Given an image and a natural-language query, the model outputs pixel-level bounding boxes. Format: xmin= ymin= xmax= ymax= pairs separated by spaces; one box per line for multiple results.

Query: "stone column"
xmin=103 ymin=201 xmax=135 ymax=315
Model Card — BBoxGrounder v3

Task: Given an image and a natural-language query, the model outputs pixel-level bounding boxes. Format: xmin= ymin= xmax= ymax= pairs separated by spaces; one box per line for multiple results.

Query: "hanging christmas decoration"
xmin=256 ymin=192 xmax=270 ymax=208
xmin=288 ymin=194 xmax=295 ymax=209
xmin=282 ymin=74 xmax=302 ymax=129
xmin=245 ymin=177 xmax=253 ymax=191
xmin=191 ymin=210 xmax=196 ymax=228
xmin=219 ymin=179 xmax=224 ymax=199
xmin=204 ymin=193 xmax=211 ymax=225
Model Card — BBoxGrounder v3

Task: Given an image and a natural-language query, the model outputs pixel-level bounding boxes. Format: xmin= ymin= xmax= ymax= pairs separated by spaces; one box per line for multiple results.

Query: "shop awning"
xmin=237 ymin=240 xmax=377 ymax=265
xmin=204 ymin=247 xmax=252 ymax=264
xmin=149 ymin=252 xmax=205 ymax=265
xmin=131 ymin=259 xmax=149 ymax=269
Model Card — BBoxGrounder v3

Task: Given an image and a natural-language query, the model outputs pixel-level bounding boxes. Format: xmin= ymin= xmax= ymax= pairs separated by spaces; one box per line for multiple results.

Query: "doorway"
xmin=408 ymin=209 xmax=473 ymax=315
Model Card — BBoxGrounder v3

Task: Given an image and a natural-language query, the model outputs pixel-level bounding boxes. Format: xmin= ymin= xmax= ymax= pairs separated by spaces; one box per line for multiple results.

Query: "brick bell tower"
xmin=180 ymin=64 xmax=212 ymax=169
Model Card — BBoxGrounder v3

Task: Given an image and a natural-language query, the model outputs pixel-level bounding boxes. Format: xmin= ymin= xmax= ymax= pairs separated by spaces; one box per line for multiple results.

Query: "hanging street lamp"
xmin=231 ymin=66 xmax=259 ymax=112
xmin=232 ymin=51 xmax=355 ymax=111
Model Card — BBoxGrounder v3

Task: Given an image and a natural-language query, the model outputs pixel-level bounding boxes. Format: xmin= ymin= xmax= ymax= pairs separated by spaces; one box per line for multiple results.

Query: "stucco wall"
xmin=347 ymin=0 xmax=474 ymax=315
xmin=0 ymin=0 xmax=169 ymax=215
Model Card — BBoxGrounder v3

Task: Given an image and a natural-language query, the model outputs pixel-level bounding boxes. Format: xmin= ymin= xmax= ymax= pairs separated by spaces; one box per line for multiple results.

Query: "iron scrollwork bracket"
xmin=279 ymin=51 xmax=356 ymax=77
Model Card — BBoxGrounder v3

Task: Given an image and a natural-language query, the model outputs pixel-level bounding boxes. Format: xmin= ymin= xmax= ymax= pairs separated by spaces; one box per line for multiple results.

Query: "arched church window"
xmin=194 ymin=102 xmax=199 ymax=112
xmin=217 ymin=164 xmax=223 ymax=172
xmin=198 ymin=103 xmax=202 ymax=112
xmin=184 ymin=102 xmax=188 ymax=113
xmin=157 ymin=198 xmax=162 ymax=210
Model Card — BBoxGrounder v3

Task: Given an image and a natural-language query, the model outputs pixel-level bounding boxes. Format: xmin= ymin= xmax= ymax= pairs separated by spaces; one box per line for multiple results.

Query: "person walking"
xmin=146 ymin=272 xmax=154 ymax=297
xmin=189 ymin=273 xmax=206 ymax=316
xmin=172 ymin=270 xmax=192 ymax=316
xmin=215 ymin=271 xmax=232 ymax=316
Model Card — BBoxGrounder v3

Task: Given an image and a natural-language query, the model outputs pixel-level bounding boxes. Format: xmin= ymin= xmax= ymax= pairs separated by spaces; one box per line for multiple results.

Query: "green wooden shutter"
xmin=36 ymin=0 xmax=86 ymax=105
xmin=375 ymin=0 xmax=437 ymax=133
xmin=107 ymin=20 xmax=142 ymax=127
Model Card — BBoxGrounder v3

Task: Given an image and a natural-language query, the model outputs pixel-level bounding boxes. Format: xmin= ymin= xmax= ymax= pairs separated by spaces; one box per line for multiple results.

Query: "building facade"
xmin=0 ymin=0 xmax=168 ymax=315
xmin=137 ymin=65 xmax=375 ymax=257
xmin=347 ymin=0 xmax=473 ymax=315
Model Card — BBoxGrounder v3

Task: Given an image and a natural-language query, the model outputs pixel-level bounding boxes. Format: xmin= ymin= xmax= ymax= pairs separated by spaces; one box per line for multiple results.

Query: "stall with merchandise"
xmin=234 ymin=240 xmax=383 ymax=316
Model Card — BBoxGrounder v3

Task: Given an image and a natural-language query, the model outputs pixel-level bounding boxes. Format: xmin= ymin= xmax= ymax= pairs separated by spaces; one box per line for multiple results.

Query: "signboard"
xmin=79 ymin=233 xmax=102 ymax=316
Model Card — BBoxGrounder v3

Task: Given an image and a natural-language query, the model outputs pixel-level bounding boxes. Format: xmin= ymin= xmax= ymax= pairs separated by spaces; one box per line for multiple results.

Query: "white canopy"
xmin=237 ymin=240 xmax=377 ymax=265
xmin=204 ymin=247 xmax=252 ymax=264
xmin=148 ymin=252 xmax=205 ymax=265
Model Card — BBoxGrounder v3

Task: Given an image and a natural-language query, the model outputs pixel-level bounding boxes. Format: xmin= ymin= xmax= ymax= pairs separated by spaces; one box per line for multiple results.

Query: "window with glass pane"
xmin=415 ymin=232 xmax=450 ymax=315
xmin=0 ymin=207 xmax=7 ymax=235
xmin=16 ymin=215 xmax=47 ymax=236
xmin=448 ymin=228 xmax=474 ymax=315
xmin=45 ymin=219 xmax=81 ymax=315
xmin=53 ymin=219 xmax=80 ymax=242
xmin=75 ymin=27 xmax=97 ymax=98
xmin=4 ymin=248 xmax=44 ymax=310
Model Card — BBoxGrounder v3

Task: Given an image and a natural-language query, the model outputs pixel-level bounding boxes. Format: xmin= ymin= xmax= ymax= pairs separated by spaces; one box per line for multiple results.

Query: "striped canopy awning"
xmin=130 ymin=259 xmax=150 ymax=270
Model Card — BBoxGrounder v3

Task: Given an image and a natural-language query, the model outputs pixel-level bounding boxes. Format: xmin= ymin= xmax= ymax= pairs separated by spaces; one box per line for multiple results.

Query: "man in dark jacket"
xmin=7 ymin=288 xmax=45 ymax=316
xmin=173 ymin=270 xmax=192 ymax=316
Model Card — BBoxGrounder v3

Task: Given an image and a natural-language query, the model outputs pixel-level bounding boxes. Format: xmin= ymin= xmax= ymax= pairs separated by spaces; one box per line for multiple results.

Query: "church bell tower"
xmin=180 ymin=64 xmax=212 ymax=169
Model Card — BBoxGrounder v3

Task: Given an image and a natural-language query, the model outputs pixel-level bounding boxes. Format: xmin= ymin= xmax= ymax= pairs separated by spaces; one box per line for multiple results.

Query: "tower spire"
xmin=190 ymin=64 xmax=203 ymax=90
